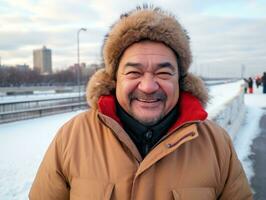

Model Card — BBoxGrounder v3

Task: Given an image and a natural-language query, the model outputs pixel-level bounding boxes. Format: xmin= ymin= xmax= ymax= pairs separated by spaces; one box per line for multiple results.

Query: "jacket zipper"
xmin=151 ymin=120 xmax=201 ymax=151
xmin=130 ymin=130 xmax=197 ymax=200
xmin=165 ymin=131 xmax=196 ymax=148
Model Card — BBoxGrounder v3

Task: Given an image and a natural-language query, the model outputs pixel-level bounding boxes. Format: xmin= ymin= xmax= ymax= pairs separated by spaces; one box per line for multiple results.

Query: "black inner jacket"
xmin=116 ymin=101 xmax=178 ymax=158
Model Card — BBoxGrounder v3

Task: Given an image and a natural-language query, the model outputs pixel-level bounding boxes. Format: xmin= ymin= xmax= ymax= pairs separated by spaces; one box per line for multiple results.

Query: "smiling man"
xmin=29 ymin=6 xmax=252 ymax=200
xmin=116 ymin=41 xmax=179 ymax=125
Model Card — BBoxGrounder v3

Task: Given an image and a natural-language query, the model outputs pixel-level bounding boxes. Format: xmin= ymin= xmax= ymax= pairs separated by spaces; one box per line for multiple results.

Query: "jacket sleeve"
xmin=29 ymin=129 xmax=70 ymax=200
xmin=218 ymin=134 xmax=253 ymax=200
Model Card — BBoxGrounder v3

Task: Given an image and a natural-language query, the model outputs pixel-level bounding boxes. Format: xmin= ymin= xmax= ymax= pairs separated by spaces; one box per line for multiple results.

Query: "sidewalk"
xmin=250 ymin=110 xmax=266 ymax=199
xmin=243 ymin=87 xmax=266 ymax=199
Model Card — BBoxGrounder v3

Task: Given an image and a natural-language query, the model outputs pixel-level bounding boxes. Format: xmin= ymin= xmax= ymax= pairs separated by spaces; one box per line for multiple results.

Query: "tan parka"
xmin=29 ymin=93 xmax=252 ymax=200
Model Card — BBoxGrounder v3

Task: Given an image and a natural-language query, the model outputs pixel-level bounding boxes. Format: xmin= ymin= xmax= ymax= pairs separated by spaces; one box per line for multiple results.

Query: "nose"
xmin=138 ymin=73 xmax=159 ymax=93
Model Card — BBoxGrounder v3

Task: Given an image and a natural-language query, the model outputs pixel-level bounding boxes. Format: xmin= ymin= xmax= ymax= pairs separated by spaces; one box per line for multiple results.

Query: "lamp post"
xmin=241 ymin=64 xmax=245 ymax=79
xmin=77 ymin=28 xmax=87 ymax=108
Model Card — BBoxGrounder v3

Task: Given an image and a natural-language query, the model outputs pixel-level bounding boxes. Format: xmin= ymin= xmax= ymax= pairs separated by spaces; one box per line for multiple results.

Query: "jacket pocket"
xmin=172 ymin=187 xmax=215 ymax=200
xmin=70 ymin=178 xmax=114 ymax=200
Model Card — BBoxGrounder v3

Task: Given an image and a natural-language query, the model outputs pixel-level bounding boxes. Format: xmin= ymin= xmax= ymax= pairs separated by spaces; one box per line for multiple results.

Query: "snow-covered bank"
xmin=207 ymin=80 xmax=245 ymax=139
xmin=207 ymin=82 xmax=266 ymax=185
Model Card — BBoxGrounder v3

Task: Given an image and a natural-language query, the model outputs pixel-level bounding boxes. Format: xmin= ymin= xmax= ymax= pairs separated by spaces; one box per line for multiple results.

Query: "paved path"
xmin=250 ymin=110 xmax=266 ymax=200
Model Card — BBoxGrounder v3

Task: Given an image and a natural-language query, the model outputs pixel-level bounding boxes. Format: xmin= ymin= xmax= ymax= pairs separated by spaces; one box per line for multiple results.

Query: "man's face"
xmin=116 ymin=41 xmax=179 ymax=126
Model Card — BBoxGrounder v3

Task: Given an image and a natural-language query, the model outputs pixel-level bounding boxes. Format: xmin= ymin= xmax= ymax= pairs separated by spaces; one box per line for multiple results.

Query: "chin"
xmin=136 ymin=116 xmax=162 ymax=126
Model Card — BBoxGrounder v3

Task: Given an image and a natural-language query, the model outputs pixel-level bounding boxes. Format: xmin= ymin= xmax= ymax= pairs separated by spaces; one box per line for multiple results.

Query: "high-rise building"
xmin=33 ymin=46 xmax=52 ymax=74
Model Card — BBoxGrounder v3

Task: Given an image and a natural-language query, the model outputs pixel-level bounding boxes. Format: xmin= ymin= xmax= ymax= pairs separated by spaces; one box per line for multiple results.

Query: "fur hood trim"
xmin=86 ymin=69 xmax=116 ymax=108
xmin=103 ymin=6 xmax=191 ymax=78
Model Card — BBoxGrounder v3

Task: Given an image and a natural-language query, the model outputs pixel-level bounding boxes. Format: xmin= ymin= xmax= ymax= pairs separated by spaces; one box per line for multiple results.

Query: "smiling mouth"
xmin=137 ymin=98 xmax=160 ymax=103
xmin=129 ymin=90 xmax=167 ymax=104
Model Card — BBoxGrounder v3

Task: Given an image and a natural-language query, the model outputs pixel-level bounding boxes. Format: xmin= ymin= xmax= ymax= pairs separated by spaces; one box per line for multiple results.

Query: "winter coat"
xmin=248 ymin=78 xmax=253 ymax=88
xmin=29 ymin=92 xmax=252 ymax=200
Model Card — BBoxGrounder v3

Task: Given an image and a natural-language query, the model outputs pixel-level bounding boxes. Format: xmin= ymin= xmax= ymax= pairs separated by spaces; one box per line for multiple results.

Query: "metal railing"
xmin=0 ymin=96 xmax=88 ymax=124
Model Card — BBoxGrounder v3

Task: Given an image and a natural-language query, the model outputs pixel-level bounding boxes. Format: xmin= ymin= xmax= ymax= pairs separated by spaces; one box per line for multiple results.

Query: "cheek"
xmin=116 ymin=79 xmax=139 ymax=102
xmin=160 ymin=81 xmax=179 ymax=102
xmin=123 ymin=78 xmax=140 ymax=91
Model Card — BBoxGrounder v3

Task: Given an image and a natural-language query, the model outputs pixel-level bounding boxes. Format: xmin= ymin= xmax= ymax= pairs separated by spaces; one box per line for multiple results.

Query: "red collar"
xmin=98 ymin=92 xmax=208 ymax=130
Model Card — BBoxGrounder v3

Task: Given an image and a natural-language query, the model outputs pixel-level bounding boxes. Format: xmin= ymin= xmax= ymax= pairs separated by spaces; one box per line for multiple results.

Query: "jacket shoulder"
xmin=63 ymin=109 xmax=98 ymax=128
xmin=197 ymin=119 xmax=232 ymax=145
xmin=65 ymin=108 xmax=98 ymax=128
xmin=53 ymin=109 xmax=100 ymax=149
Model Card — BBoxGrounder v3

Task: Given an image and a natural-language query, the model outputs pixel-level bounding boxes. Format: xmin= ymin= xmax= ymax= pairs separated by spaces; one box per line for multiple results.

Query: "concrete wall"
xmin=208 ymin=87 xmax=246 ymax=140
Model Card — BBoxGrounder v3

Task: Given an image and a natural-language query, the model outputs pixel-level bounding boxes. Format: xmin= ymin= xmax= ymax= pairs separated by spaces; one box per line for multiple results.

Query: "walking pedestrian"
xmin=244 ymin=77 xmax=254 ymax=94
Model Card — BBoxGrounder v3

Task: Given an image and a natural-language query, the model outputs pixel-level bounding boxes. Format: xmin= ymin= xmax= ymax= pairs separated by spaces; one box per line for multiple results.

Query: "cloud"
xmin=0 ymin=0 xmax=266 ymax=77
xmin=187 ymin=16 xmax=266 ymax=66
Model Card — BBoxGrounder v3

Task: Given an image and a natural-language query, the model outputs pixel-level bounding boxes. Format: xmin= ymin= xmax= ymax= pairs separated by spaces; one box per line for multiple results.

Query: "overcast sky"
xmin=0 ymin=0 xmax=266 ymax=77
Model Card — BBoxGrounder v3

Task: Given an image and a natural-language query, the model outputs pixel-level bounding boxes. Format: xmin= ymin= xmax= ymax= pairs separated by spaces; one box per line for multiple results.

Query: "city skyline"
xmin=0 ymin=0 xmax=266 ymax=77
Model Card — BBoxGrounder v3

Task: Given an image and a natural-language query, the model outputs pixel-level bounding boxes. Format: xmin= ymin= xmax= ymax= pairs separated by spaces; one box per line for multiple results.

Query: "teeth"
xmin=138 ymin=99 xmax=158 ymax=103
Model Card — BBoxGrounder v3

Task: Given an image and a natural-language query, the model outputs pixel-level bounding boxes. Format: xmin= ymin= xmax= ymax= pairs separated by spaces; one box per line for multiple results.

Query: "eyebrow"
xmin=124 ymin=62 xmax=176 ymax=71
xmin=124 ymin=62 xmax=143 ymax=68
xmin=157 ymin=62 xmax=176 ymax=71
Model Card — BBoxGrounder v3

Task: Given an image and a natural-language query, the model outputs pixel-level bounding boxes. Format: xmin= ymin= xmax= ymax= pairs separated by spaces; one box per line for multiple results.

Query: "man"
xmin=29 ymin=6 xmax=252 ymax=200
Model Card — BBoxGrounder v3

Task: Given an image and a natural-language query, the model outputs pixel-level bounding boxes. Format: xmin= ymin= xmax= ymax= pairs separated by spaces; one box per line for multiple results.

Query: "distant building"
xmin=33 ymin=46 xmax=52 ymax=74
xmin=16 ymin=64 xmax=29 ymax=71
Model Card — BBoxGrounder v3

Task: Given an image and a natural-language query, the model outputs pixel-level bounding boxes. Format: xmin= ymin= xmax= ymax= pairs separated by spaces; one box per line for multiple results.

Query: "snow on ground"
xmin=206 ymin=80 xmax=243 ymax=114
xmin=0 ymin=111 xmax=81 ymax=200
xmin=0 ymin=81 xmax=264 ymax=199
xmin=234 ymin=86 xmax=266 ymax=183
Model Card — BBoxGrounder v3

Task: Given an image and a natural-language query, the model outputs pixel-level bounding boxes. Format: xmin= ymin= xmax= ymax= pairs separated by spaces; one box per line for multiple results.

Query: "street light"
xmin=77 ymin=27 xmax=87 ymax=108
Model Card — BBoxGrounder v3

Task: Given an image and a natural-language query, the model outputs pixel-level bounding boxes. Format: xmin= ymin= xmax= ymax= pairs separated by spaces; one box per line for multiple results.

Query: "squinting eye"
xmin=125 ymin=71 xmax=142 ymax=79
xmin=156 ymin=72 xmax=174 ymax=80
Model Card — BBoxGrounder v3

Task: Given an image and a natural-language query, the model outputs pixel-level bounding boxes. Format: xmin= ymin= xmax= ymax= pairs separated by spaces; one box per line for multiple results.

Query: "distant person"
xmin=244 ymin=77 xmax=253 ymax=94
xmin=255 ymin=76 xmax=261 ymax=88
xmin=262 ymin=72 xmax=266 ymax=94
xmin=29 ymin=6 xmax=252 ymax=199
xmin=248 ymin=77 xmax=254 ymax=93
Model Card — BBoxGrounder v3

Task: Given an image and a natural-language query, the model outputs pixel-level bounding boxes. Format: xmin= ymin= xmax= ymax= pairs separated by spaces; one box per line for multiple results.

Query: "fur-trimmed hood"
xmin=86 ymin=6 xmax=208 ymax=108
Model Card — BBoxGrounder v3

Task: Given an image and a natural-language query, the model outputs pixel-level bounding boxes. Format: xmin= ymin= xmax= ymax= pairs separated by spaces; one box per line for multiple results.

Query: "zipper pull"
xmin=166 ymin=131 xmax=196 ymax=148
